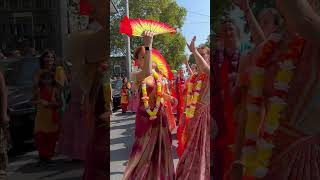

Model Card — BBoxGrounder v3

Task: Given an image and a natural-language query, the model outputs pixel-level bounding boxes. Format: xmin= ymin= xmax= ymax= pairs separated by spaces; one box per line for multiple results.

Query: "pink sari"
xmin=176 ymin=77 xmax=210 ymax=180
xmin=238 ymin=40 xmax=320 ymax=180
xmin=128 ymin=82 xmax=139 ymax=112
xmin=261 ymin=42 xmax=320 ymax=180
xmin=123 ymin=80 xmax=175 ymax=180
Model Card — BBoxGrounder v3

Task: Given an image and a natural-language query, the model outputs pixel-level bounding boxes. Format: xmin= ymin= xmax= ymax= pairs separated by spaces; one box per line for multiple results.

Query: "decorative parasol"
xmin=151 ymin=49 xmax=173 ymax=80
xmin=133 ymin=48 xmax=173 ymax=80
xmin=119 ymin=16 xmax=176 ymax=37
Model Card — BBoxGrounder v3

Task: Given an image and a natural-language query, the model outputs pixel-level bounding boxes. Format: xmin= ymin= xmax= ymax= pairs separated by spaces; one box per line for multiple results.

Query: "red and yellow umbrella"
xmin=134 ymin=49 xmax=173 ymax=80
xmin=151 ymin=49 xmax=173 ymax=80
xmin=119 ymin=16 xmax=176 ymax=37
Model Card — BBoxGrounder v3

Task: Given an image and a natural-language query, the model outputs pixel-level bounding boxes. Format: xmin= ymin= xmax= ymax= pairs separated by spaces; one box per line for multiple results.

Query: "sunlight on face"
xmin=198 ymin=48 xmax=210 ymax=64
xmin=222 ymin=22 xmax=239 ymax=41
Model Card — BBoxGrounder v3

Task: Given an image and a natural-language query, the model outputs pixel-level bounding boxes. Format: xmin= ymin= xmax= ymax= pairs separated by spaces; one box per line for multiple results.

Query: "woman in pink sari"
xmin=123 ymin=31 xmax=177 ymax=180
xmin=175 ymin=37 xmax=210 ymax=180
xmin=230 ymin=0 xmax=320 ymax=179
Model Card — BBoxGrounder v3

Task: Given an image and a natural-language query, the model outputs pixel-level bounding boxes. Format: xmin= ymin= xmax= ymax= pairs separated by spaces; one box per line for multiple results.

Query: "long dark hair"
xmin=39 ymin=51 xmax=56 ymax=70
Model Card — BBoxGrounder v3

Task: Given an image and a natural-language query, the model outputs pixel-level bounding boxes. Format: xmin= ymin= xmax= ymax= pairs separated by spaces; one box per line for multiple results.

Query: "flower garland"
xmin=141 ymin=70 xmax=163 ymax=120
xmin=177 ymin=72 xmax=206 ymax=157
xmin=185 ymin=73 xmax=207 ymax=121
xmin=243 ymin=35 xmax=305 ymax=178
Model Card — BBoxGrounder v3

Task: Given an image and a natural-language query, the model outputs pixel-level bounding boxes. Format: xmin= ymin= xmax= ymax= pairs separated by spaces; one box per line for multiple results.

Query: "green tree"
xmin=110 ymin=0 xmax=187 ymax=69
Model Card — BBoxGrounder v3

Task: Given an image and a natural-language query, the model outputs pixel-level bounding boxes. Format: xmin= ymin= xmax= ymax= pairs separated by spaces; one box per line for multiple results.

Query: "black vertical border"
xmin=106 ymin=0 xmax=111 ymax=178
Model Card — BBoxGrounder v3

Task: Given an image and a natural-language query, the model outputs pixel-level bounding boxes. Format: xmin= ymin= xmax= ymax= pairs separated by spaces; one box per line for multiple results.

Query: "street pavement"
xmin=7 ymin=149 xmax=83 ymax=180
xmin=110 ymin=110 xmax=179 ymax=180
xmin=6 ymin=110 xmax=179 ymax=180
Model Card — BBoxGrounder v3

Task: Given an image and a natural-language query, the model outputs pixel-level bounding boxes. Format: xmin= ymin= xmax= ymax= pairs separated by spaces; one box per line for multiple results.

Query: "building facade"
xmin=0 ymin=0 xmax=118 ymax=57
xmin=0 ymin=0 xmax=66 ymax=56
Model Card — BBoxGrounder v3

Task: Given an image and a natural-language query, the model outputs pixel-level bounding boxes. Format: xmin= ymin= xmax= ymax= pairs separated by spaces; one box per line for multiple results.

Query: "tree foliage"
xmin=110 ymin=0 xmax=187 ymax=69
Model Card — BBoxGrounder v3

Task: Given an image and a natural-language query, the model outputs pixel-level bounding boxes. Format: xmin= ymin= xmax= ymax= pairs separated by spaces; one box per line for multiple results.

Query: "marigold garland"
xmin=243 ymin=34 xmax=305 ymax=178
xmin=177 ymin=73 xmax=207 ymax=157
xmin=141 ymin=70 xmax=163 ymax=120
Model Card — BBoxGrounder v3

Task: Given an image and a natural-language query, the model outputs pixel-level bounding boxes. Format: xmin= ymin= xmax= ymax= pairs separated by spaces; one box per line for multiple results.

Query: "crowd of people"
xmin=119 ymin=30 xmax=210 ymax=179
xmin=0 ymin=0 xmax=110 ymax=179
xmin=1 ymin=0 xmax=319 ymax=179
xmin=119 ymin=0 xmax=320 ymax=179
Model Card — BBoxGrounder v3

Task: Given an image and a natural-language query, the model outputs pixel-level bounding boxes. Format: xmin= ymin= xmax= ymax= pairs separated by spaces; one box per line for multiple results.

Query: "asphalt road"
xmin=7 ymin=150 xmax=83 ymax=180
xmin=6 ymin=109 xmax=179 ymax=180
xmin=110 ymin=111 xmax=179 ymax=180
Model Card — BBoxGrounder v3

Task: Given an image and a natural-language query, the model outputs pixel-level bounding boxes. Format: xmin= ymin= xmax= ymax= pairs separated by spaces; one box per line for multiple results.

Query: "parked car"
xmin=5 ymin=58 xmax=39 ymax=149
xmin=112 ymin=79 xmax=122 ymax=110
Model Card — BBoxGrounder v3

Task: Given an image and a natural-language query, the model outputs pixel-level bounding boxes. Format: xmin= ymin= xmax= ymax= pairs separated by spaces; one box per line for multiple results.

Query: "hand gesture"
xmin=233 ymin=0 xmax=250 ymax=11
xmin=142 ymin=31 xmax=154 ymax=47
xmin=187 ymin=36 xmax=197 ymax=53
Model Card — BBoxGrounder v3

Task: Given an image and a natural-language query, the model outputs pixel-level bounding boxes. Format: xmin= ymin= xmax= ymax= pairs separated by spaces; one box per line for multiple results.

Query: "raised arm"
xmin=184 ymin=58 xmax=194 ymax=76
xmin=130 ymin=31 xmax=154 ymax=82
xmin=276 ymin=0 xmax=320 ymax=45
xmin=234 ymin=0 xmax=266 ymax=44
xmin=188 ymin=36 xmax=210 ymax=75
xmin=228 ymin=54 xmax=251 ymax=180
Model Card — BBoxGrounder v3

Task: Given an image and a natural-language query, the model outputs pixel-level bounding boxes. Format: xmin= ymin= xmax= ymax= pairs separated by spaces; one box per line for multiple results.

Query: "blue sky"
xmin=176 ymin=0 xmax=210 ymax=55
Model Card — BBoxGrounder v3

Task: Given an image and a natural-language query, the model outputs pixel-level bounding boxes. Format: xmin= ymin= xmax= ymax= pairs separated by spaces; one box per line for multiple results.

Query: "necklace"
xmin=243 ymin=35 xmax=305 ymax=178
xmin=184 ymin=73 xmax=207 ymax=122
xmin=141 ymin=70 xmax=163 ymax=120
